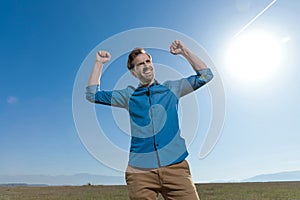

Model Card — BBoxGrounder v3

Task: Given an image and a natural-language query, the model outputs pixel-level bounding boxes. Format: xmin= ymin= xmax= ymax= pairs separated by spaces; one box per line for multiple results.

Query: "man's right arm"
xmin=85 ymin=51 xmax=130 ymax=108
xmin=86 ymin=50 xmax=111 ymax=104
xmin=87 ymin=50 xmax=111 ymax=86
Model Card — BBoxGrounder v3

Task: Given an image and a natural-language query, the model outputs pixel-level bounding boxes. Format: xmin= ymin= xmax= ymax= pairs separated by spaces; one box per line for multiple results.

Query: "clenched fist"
xmin=170 ymin=40 xmax=186 ymax=55
xmin=96 ymin=50 xmax=111 ymax=64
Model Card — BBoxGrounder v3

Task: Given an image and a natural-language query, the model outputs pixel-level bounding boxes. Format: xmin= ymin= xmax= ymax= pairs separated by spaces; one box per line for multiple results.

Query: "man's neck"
xmin=139 ymin=79 xmax=155 ymax=87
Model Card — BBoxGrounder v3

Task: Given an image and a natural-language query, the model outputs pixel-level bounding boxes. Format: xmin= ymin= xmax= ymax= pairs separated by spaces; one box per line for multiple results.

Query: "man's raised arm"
xmin=87 ymin=50 xmax=111 ymax=86
xmin=170 ymin=40 xmax=208 ymax=71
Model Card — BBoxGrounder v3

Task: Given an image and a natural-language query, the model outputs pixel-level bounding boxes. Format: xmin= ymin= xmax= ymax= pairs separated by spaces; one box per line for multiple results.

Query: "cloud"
xmin=7 ymin=96 xmax=19 ymax=104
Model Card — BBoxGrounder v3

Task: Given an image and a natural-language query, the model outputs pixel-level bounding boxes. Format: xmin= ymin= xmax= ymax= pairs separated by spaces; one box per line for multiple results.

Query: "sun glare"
xmin=226 ymin=31 xmax=282 ymax=84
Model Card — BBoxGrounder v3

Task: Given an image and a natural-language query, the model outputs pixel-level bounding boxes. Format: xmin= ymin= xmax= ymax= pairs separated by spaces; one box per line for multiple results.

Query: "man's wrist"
xmin=95 ymin=60 xmax=107 ymax=67
xmin=180 ymin=46 xmax=190 ymax=57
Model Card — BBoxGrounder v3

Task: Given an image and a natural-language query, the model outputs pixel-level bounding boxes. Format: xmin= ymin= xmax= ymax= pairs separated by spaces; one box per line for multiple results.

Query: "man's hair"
xmin=127 ymin=48 xmax=152 ymax=70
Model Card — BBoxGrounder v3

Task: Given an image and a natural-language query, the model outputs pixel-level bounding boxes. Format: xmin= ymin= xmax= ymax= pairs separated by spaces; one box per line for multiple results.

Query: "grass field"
xmin=1 ymin=181 xmax=300 ymax=200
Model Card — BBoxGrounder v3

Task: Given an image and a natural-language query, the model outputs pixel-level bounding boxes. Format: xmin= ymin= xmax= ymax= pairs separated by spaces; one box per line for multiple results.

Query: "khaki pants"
xmin=125 ymin=160 xmax=200 ymax=200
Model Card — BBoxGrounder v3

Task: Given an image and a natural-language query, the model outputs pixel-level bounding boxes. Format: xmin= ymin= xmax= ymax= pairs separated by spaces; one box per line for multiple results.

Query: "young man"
xmin=86 ymin=40 xmax=213 ymax=200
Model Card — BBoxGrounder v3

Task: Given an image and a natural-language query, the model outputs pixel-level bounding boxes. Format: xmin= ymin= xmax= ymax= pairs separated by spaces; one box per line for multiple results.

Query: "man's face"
xmin=131 ymin=53 xmax=155 ymax=86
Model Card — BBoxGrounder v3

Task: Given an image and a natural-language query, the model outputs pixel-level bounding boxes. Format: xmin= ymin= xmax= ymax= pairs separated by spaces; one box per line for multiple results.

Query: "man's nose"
xmin=143 ymin=63 xmax=151 ymax=69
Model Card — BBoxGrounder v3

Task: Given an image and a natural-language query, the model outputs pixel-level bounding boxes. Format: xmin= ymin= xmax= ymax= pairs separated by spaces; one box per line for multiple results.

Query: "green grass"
xmin=0 ymin=182 xmax=300 ymax=200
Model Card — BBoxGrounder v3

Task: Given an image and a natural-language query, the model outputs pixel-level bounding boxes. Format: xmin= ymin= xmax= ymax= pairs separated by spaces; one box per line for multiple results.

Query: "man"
xmin=86 ymin=40 xmax=213 ymax=200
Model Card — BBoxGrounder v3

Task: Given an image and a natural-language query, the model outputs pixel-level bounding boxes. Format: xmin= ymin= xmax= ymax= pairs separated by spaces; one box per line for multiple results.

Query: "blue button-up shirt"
xmin=86 ymin=68 xmax=213 ymax=168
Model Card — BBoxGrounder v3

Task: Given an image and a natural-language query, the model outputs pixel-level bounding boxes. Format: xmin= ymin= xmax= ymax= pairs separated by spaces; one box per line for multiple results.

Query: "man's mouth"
xmin=144 ymin=70 xmax=152 ymax=75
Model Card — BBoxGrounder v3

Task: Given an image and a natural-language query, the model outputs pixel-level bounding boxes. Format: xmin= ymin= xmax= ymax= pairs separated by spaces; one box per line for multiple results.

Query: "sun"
xmin=225 ymin=30 xmax=282 ymax=84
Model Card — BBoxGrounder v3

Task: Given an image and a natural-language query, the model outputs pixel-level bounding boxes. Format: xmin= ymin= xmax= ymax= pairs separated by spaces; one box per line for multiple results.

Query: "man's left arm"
xmin=170 ymin=40 xmax=207 ymax=71
xmin=168 ymin=40 xmax=213 ymax=97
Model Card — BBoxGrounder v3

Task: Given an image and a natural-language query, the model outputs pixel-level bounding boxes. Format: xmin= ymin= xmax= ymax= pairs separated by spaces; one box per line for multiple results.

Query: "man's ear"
xmin=130 ymin=69 xmax=137 ymax=77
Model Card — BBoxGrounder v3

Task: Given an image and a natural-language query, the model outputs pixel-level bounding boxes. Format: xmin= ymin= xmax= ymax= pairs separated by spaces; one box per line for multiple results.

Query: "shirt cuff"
xmin=195 ymin=68 xmax=214 ymax=83
xmin=86 ymin=84 xmax=100 ymax=93
xmin=195 ymin=68 xmax=211 ymax=75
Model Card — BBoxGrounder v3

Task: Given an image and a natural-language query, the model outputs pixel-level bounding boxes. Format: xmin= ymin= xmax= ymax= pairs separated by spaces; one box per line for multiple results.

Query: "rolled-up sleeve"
xmin=165 ymin=68 xmax=214 ymax=98
xmin=86 ymin=85 xmax=100 ymax=103
xmin=195 ymin=68 xmax=214 ymax=84
xmin=86 ymin=84 xmax=130 ymax=108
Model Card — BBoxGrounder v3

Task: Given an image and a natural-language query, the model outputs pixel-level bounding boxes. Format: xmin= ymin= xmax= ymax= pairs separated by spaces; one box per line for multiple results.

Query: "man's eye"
xmin=145 ymin=59 xmax=151 ymax=63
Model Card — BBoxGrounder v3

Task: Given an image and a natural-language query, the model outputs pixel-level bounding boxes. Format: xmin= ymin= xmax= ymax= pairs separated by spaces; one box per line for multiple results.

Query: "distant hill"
xmin=242 ymin=170 xmax=300 ymax=182
xmin=0 ymin=173 xmax=125 ymax=186
xmin=0 ymin=183 xmax=48 ymax=187
xmin=1 ymin=170 xmax=300 ymax=186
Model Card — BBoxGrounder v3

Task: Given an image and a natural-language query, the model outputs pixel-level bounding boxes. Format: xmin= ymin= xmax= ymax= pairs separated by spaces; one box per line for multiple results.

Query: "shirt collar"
xmin=138 ymin=79 xmax=160 ymax=88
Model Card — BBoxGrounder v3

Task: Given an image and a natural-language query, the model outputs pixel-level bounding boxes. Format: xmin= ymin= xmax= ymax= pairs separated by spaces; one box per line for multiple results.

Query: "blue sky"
xmin=1 ymin=0 xmax=300 ymax=183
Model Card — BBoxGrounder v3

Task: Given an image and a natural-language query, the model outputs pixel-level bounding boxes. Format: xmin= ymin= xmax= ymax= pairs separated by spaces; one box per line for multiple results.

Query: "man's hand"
xmin=170 ymin=40 xmax=186 ymax=55
xmin=96 ymin=50 xmax=111 ymax=64
xmin=170 ymin=40 xmax=208 ymax=71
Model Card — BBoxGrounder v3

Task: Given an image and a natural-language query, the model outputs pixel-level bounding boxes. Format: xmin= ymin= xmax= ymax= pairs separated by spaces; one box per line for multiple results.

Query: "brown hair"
xmin=127 ymin=48 xmax=152 ymax=70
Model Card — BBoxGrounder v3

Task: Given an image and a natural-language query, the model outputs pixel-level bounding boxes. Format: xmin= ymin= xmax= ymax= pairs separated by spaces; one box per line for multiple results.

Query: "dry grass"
xmin=198 ymin=182 xmax=300 ymax=200
xmin=0 ymin=181 xmax=300 ymax=200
